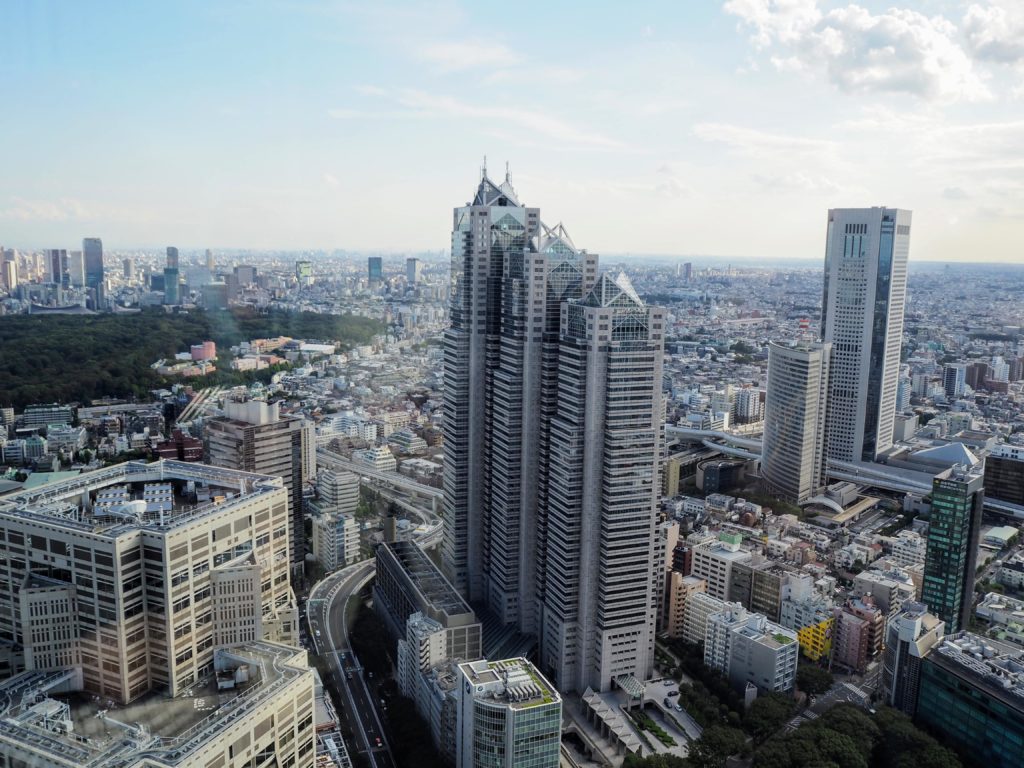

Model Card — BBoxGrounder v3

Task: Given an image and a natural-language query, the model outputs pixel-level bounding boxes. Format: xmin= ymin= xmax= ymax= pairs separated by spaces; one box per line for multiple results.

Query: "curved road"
xmin=309 ymin=561 xmax=396 ymax=768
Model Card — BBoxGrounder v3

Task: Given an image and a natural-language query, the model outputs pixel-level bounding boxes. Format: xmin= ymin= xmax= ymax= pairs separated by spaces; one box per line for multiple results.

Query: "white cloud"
xmin=753 ymin=171 xmax=839 ymax=193
xmin=724 ymin=1 xmax=992 ymax=102
xmin=964 ymin=1 xmax=1024 ymax=64
xmin=394 ymin=90 xmax=627 ymax=150
xmin=0 ymin=197 xmax=91 ymax=222
xmin=692 ymin=122 xmax=836 ymax=157
xmin=323 ymin=173 xmax=340 ymax=188
xmin=417 ymin=41 xmax=520 ymax=72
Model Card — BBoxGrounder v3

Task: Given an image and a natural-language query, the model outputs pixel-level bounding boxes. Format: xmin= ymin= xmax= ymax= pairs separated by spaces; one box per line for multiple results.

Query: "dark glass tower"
xmin=83 ymin=238 xmax=104 ymax=289
xmin=921 ymin=466 xmax=984 ymax=633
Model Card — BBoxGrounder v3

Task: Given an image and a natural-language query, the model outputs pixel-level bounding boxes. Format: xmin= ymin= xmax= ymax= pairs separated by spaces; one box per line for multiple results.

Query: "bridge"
xmin=316 ymin=448 xmax=443 ymax=516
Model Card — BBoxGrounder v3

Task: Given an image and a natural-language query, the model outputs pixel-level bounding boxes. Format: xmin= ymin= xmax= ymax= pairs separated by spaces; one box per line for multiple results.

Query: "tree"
xmin=622 ymin=754 xmax=689 ymax=768
xmin=744 ymin=693 xmax=796 ymax=742
xmin=688 ymin=725 xmax=748 ymax=768
xmin=796 ymin=664 xmax=835 ymax=696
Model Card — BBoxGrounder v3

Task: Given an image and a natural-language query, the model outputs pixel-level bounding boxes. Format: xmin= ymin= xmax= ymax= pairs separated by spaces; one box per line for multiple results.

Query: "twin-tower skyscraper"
xmin=441 ymin=170 xmax=666 ymax=693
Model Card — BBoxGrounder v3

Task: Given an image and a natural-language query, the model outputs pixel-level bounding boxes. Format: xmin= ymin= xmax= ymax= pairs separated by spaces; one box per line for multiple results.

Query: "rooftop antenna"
xmin=481 ymin=155 xmax=487 ymax=180
xmin=505 ymin=161 xmax=511 ymax=183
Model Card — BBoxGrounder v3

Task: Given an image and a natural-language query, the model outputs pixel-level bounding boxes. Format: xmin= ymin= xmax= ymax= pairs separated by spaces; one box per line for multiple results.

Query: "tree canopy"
xmin=0 ymin=307 xmax=382 ymax=409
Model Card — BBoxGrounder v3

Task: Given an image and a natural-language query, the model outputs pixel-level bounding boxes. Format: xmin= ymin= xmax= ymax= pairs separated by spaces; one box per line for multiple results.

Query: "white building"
xmin=822 ymin=207 xmax=912 ymax=462
xmin=706 ymin=603 xmax=799 ymax=694
xmin=890 ymin=529 xmax=928 ymax=567
xmin=352 ymin=444 xmax=397 ymax=472
xmin=312 ymin=513 xmax=361 ymax=571
xmin=683 ymin=592 xmax=726 ymax=646
xmin=691 ymin=533 xmax=753 ymax=600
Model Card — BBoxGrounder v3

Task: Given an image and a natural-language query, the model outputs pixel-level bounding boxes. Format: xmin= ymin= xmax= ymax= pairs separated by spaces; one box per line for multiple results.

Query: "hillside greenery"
xmin=0 ymin=307 xmax=382 ymax=409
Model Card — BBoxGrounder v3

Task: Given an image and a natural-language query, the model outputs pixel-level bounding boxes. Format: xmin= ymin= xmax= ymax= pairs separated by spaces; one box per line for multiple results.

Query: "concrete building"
xmin=761 ymin=341 xmax=831 ymax=504
xmin=664 ymin=574 xmax=707 ymax=640
xmin=206 ymin=400 xmax=314 ymax=569
xmin=854 ymin=567 xmax=916 ymax=615
xmin=0 ymin=641 xmax=315 ymax=768
xmin=916 ymin=633 xmax=1024 ymax=768
xmin=943 ymin=363 xmax=967 ymax=399
xmin=374 ymin=540 xmax=482 ymax=663
xmin=312 ymin=513 xmax=360 ymax=571
xmin=540 ymin=272 xmax=665 ymax=693
xmin=456 ymin=658 xmax=562 ymax=768
xmin=691 ymin=533 xmax=752 ymax=601
xmin=705 ymin=603 xmax=798 ymax=694
xmin=313 ymin=468 xmax=360 ymax=517
xmin=0 ymin=460 xmax=297 ymax=702
xmin=351 ymin=444 xmax=397 ymax=472
xmin=882 ymin=602 xmax=944 ymax=717
xmin=682 ymin=592 xmax=726 ymax=646
xmin=922 ymin=465 xmax=984 ymax=633
xmin=821 ymin=207 xmax=911 ymax=462
xmin=890 ymin=529 xmax=928 ymax=567
xmin=832 ymin=595 xmax=884 ymax=674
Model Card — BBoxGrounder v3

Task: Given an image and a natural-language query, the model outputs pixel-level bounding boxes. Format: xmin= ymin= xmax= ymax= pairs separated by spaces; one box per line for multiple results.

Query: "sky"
xmin=1 ymin=1 xmax=1023 ymax=262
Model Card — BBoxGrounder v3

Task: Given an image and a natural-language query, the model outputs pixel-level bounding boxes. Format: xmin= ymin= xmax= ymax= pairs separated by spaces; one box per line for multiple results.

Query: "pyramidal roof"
xmin=912 ymin=442 xmax=979 ymax=467
xmin=582 ymin=271 xmax=644 ymax=308
xmin=539 ymin=221 xmax=576 ymax=252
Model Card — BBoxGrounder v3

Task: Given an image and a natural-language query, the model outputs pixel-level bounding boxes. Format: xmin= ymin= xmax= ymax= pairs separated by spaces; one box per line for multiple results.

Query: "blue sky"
xmin=2 ymin=1 xmax=1023 ymax=261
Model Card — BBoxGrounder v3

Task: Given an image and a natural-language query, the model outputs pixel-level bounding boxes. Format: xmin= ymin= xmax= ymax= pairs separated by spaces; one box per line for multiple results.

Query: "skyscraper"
xmin=761 ymin=341 xmax=831 ymax=504
xmin=367 ymin=255 xmax=383 ymax=283
xmin=82 ymin=237 xmax=104 ymax=289
xmin=164 ymin=246 xmax=181 ymax=304
xmin=821 ymin=207 xmax=911 ymax=462
xmin=122 ymin=257 xmax=134 ymax=280
xmin=206 ymin=401 xmax=315 ymax=569
xmin=441 ymin=170 xmax=596 ymax=627
xmin=921 ymin=465 xmax=984 ymax=633
xmin=539 ymin=272 xmax=664 ymax=692
xmin=406 ymin=256 xmax=422 ymax=285
xmin=46 ymin=249 xmax=68 ymax=287
xmin=442 ymin=170 xmax=661 ymax=693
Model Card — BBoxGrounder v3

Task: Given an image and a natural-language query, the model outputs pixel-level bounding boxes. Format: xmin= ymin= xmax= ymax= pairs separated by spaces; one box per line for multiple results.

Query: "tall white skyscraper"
xmin=762 ymin=341 xmax=831 ymax=504
xmin=821 ymin=207 xmax=911 ymax=462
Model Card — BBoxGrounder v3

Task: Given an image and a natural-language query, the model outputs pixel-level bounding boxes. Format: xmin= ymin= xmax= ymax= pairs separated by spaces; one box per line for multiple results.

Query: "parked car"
xmin=664 ymin=697 xmax=674 ymax=708
xmin=667 ymin=690 xmax=679 ymax=698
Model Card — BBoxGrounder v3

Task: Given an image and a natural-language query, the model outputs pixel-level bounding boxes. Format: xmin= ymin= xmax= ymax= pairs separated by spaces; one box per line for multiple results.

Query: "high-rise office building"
xmin=943 ymin=363 xmax=967 ymax=399
xmin=295 ymin=259 xmax=313 ymax=285
xmin=539 ymin=272 xmax=664 ymax=692
xmin=406 ymin=256 xmax=422 ymax=284
xmin=442 ymin=171 xmax=662 ymax=693
xmin=206 ymin=400 xmax=315 ymax=569
xmin=821 ymin=207 xmax=911 ymax=462
xmin=984 ymin=444 xmax=1024 ymax=507
xmin=1 ymin=257 xmax=17 ymax=292
xmin=921 ymin=465 xmax=984 ymax=633
xmin=122 ymin=257 xmax=134 ymax=280
xmin=164 ymin=246 xmax=181 ymax=305
xmin=367 ymin=255 xmax=383 ymax=283
xmin=441 ymin=171 xmax=596 ymax=625
xmin=82 ymin=237 xmax=104 ymax=289
xmin=67 ymin=250 xmax=85 ymax=286
xmin=762 ymin=341 xmax=831 ymax=504
xmin=205 ymin=247 xmax=215 ymax=270
xmin=46 ymin=248 xmax=69 ymax=287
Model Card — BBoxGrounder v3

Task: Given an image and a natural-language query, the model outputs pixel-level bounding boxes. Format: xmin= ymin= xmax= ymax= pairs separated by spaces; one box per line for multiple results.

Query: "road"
xmin=309 ymin=560 xmax=395 ymax=768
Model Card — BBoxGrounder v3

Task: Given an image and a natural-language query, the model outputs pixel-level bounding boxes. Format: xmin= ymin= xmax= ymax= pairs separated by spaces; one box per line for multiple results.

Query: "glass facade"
xmin=917 ymin=652 xmax=1024 ymax=768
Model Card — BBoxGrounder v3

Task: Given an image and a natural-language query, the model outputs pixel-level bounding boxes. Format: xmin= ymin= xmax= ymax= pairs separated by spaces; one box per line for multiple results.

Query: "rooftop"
xmin=458 ymin=657 xmax=560 ymax=710
xmin=930 ymin=632 xmax=1024 ymax=710
xmin=383 ymin=539 xmax=473 ymax=619
xmin=0 ymin=642 xmax=310 ymax=768
xmin=0 ymin=459 xmax=285 ymax=537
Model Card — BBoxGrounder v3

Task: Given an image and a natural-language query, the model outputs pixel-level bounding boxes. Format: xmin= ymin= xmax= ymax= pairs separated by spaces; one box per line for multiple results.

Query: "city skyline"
xmin=2 ymin=1 xmax=1023 ymax=262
